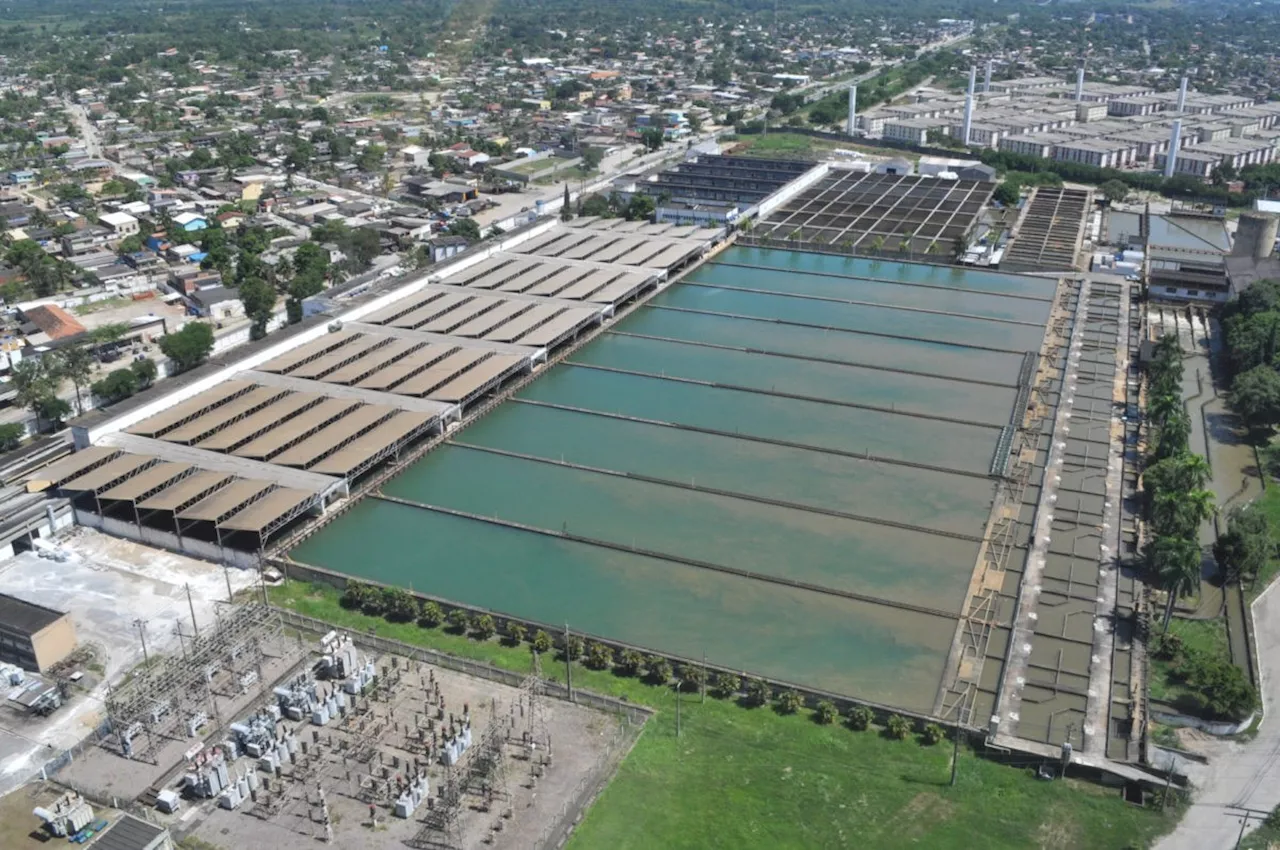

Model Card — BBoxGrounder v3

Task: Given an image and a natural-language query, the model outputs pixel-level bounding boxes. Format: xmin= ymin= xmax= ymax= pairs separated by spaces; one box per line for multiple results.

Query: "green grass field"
xmin=1251 ymin=483 xmax=1280 ymax=601
xmin=730 ymin=131 xmax=920 ymax=164
xmin=269 ymin=580 xmax=1177 ymax=849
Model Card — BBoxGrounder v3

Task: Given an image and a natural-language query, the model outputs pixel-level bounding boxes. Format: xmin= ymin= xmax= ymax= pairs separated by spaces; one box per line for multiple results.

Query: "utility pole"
xmin=950 ymin=725 xmax=960 ymax=786
xmin=185 ymin=583 xmax=199 ymax=638
xmin=676 ymin=677 xmax=682 ymax=738
xmin=563 ymin=623 xmax=573 ymax=702
xmin=134 ymin=619 xmax=149 ymax=665
xmin=701 ymin=651 xmax=707 ymax=703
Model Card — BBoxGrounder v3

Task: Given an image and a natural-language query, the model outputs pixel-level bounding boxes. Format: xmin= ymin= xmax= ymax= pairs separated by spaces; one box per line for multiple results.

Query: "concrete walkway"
xmin=1154 ymin=578 xmax=1280 ymax=849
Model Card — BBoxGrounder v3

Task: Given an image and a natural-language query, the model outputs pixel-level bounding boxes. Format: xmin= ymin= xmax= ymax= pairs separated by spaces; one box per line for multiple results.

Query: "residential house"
xmin=172 ymin=212 xmax=209 ymax=232
xmin=99 ymin=212 xmax=140 ymax=239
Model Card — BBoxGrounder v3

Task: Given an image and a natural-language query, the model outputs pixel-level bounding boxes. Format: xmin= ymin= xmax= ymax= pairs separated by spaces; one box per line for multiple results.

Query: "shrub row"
xmin=339 ymin=581 xmax=951 ymax=743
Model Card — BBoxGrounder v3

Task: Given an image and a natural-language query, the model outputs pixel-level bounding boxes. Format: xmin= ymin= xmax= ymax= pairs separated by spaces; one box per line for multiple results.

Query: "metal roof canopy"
xmin=308 ymin=411 xmax=436 ymax=476
xmin=193 ymin=392 xmax=323 ymax=452
xmin=451 ymin=256 xmax=543 ymax=290
xmin=286 ymin=334 xmax=390 ymax=380
xmin=238 ymin=370 xmax=455 ymax=418
xmin=522 ymin=266 xmax=595 ymax=297
xmin=361 ymin=290 xmax=445 ymax=325
xmin=25 ymin=445 xmax=121 ymax=491
xmin=230 ymin=397 xmax=362 ymax=460
xmin=350 ymin=344 xmax=461 ymax=392
xmin=98 ymin=461 xmax=194 ymax=502
xmin=322 ymin=338 xmax=426 ymax=385
xmin=257 ymin=329 xmax=362 ymax=374
xmin=99 ymin=431 xmax=340 ymax=495
xmin=179 ymin=478 xmax=275 ymax=522
xmin=345 ymin=322 xmax=537 ymax=358
xmin=393 ymin=349 xmax=491 ymax=397
xmin=60 ymin=454 xmax=156 ymax=493
xmin=386 ymin=292 xmax=471 ymax=329
xmin=419 ymin=296 xmax=503 ymax=333
xmin=124 ymin=380 xmax=253 ymax=438
xmin=427 ymin=354 xmax=527 ymax=403
xmin=431 ymin=254 xmax=515 ymax=286
xmin=137 ymin=469 xmax=233 ymax=511
xmin=270 ymin=405 xmax=400 ymax=469
xmin=514 ymin=307 xmax=598 ymax=347
xmin=481 ymin=304 xmax=565 ymax=344
xmin=218 ymin=486 xmax=318 ymax=534
xmin=450 ymin=300 xmax=532 ymax=338
xmin=162 ymin=386 xmax=290 ymax=445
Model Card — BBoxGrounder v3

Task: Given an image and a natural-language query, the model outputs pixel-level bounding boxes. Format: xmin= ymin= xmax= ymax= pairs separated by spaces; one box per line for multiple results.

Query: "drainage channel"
xmin=706 ymin=261 xmax=1057 ymax=303
xmin=560 ymin=361 xmax=1006 ymax=431
xmin=447 ymin=441 xmax=983 ymax=543
xmin=645 ymin=305 xmax=1030 ymax=355
xmin=372 ymin=492 xmax=961 ymax=622
xmin=510 ymin=398 xmax=999 ymax=481
xmin=677 ymin=280 xmax=1049 ymax=327
xmin=605 ymin=330 xmax=1018 ymax=389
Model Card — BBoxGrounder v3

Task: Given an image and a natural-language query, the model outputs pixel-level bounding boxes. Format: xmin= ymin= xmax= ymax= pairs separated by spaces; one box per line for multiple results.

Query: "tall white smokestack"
xmin=984 ymin=59 xmax=993 ymax=94
xmin=1164 ymin=119 xmax=1182 ymax=178
xmin=1075 ymin=67 xmax=1085 ymax=102
xmin=962 ymin=66 xmax=977 ymax=146
xmin=1176 ymin=76 xmax=1188 ymax=113
xmin=847 ymin=86 xmax=857 ymax=136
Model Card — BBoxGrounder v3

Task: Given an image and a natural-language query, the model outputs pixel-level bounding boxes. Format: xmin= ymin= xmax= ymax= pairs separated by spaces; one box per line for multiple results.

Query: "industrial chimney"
xmin=1163 ymin=120 xmax=1182 ymax=179
xmin=1176 ymin=76 xmax=1189 ymax=113
xmin=984 ymin=59 xmax=993 ymax=94
xmin=847 ymin=86 xmax=857 ymax=136
xmin=962 ymin=67 xmax=977 ymax=146
xmin=1075 ymin=67 xmax=1085 ymax=102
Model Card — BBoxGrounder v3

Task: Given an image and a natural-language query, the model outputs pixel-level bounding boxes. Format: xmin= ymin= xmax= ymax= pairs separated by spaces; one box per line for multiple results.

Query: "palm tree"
xmin=1154 ymin=410 xmax=1193 ymax=460
xmin=1147 ymin=390 xmax=1183 ymax=431
xmin=1145 ymin=452 xmax=1212 ymax=496
xmin=1152 ymin=488 xmax=1216 ymax=539
xmin=1150 ymin=535 xmax=1204 ymax=629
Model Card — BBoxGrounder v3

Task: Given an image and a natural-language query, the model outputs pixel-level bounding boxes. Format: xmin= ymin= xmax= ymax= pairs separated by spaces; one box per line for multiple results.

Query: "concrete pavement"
xmin=1155 ymin=579 xmax=1280 ymax=849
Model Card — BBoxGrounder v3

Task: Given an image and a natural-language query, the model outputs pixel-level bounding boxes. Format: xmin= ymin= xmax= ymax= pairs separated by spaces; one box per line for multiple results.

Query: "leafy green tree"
xmin=848 ymin=705 xmax=874 ymax=731
xmin=419 ymin=600 xmax=443 ymax=628
xmin=470 ymin=613 xmax=496 ymax=640
xmin=885 ymin=714 xmax=911 ymax=740
xmin=561 ymin=634 xmax=584 ymax=662
xmin=922 ymin=723 xmax=947 ymax=745
xmin=676 ymin=664 xmax=706 ymax=693
xmin=1099 ymin=179 xmax=1130 ymax=204
xmin=90 ymin=323 xmax=130 ymax=347
xmin=640 ymin=127 xmax=664 ymax=151
xmin=743 ymin=677 xmax=770 ymax=707
xmin=340 ymin=581 xmax=377 ymax=611
xmin=381 ymin=587 xmax=419 ymax=622
xmin=90 ymin=368 xmax=139 ymax=404
xmin=503 ymin=621 xmax=527 ymax=646
xmin=774 ymin=689 xmax=803 ymax=715
xmin=584 ymin=641 xmax=613 ymax=670
xmin=992 ymin=180 xmax=1020 ymax=206
xmin=446 ymin=608 xmax=470 ymax=633
xmin=644 ymin=655 xmax=672 ymax=685
xmin=814 ymin=700 xmax=838 ymax=725
xmin=130 ymin=358 xmax=158 ymax=389
xmin=1152 ymin=488 xmax=1216 ymax=539
xmin=625 ymin=194 xmax=655 ymax=222
xmin=617 ymin=648 xmax=643 ymax=676
xmin=1214 ymin=505 xmax=1271 ymax=584
xmin=1229 ymin=365 xmax=1280 ymax=430
xmin=561 ymin=184 xmax=573 ymax=221
xmin=57 ymin=344 xmax=95 ymax=415
xmin=1150 ymin=534 xmax=1204 ymax=630
xmin=446 ymin=217 xmax=481 ymax=242
xmin=0 ymin=422 xmax=23 ymax=451
xmin=531 ymin=629 xmax=554 ymax=654
xmin=711 ymin=672 xmax=741 ymax=699
xmin=159 ymin=323 xmax=215 ymax=373
xmin=11 ymin=357 xmax=63 ymax=431
xmin=239 ymin=276 xmax=277 ymax=340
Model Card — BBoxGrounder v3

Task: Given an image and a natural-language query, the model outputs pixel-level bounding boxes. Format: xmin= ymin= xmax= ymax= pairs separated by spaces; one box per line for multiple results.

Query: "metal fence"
xmin=534 ymin=721 xmax=643 ymax=850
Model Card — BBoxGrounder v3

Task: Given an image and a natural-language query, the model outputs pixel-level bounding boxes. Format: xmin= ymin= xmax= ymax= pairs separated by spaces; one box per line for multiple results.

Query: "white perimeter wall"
xmin=77 ymin=219 xmax=560 ymax=448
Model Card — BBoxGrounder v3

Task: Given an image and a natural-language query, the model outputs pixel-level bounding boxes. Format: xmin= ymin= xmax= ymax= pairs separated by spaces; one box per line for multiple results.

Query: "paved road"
xmin=1155 ymin=578 xmax=1280 ymax=849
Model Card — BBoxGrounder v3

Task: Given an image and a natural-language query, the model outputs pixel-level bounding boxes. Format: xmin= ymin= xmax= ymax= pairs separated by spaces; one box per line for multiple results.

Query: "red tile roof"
xmin=23 ymin=304 xmax=87 ymax=340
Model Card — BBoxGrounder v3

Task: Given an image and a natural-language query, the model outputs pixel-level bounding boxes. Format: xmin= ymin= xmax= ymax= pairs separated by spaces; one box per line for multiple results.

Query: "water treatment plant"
xmin=8 ymin=162 xmax=1153 ymax=786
